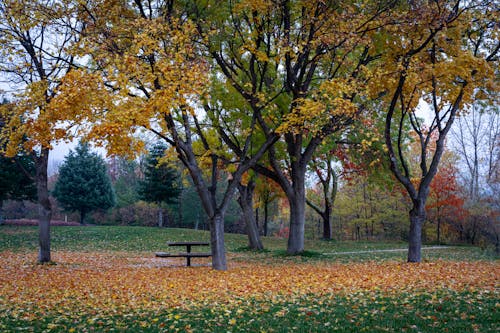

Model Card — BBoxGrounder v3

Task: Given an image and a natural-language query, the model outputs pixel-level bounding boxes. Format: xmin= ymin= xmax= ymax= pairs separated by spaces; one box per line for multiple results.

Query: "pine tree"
xmin=53 ymin=143 xmax=115 ymax=224
xmin=139 ymin=144 xmax=181 ymax=227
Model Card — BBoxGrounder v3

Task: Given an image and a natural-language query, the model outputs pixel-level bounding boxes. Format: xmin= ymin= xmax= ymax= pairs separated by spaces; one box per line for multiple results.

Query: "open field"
xmin=0 ymin=226 xmax=498 ymax=332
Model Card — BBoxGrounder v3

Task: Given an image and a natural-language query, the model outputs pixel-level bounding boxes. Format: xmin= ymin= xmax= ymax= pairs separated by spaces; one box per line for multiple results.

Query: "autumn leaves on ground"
xmin=0 ymin=226 xmax=498 ymax=332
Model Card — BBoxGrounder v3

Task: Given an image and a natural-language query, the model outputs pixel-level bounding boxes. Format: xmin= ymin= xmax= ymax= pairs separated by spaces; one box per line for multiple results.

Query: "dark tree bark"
xmin=436 ymin=207 xmax=441 ymax=245
xmin=35 ymin=149 xmax=52 ymax=263
xmin=0 ymin=200 xmax=4 ymax=225
xmin=79 ymin=210 xmax=88 ymax=225
xmin=237 ymin=181 xmax=264 ymax=250
xmin=263 ymin=201 xmax=269 ymax=237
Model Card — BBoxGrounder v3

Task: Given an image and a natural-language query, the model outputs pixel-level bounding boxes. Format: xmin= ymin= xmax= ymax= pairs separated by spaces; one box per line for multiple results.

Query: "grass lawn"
xmin=0 ymin=225 xmax=498 ymax=332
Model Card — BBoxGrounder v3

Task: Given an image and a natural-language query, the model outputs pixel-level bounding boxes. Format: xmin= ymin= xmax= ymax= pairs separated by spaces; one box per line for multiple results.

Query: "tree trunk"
xmin=178 ymin=197 xmax=183 ymax=226
xmin=322 ymin=209 xmax=332 ymax=240
xmin=164 ymin=209 xmax=170 ymax=227
xmin=287 ymin=185 xmax=305 ymax=254
xmin=36 ymin=149 xmax=52 ymax=263
xmin=80 ymin=210 xmax=86 ymax=225
xmin=264 ymin=201 xmax=269 ymax=237
xmin=437 ymin=216 xmax=441 ymax=245
xmin=255 ymin=207 xmax=259 ymax=231
xmin=306 ymin=194 xmax=333 ymax=240
xmin=237 ymin=182 xmax=264 ymax=250
xmin=210 ymin=213 xmax=227 ymax=270
xmin=0 ymin=200 xmax=4 ymax=225
xmin=194 ymin=213 xmax=199 ymax=230
xmin=408 ymin=202 xmax=425 ymax=262
xmin=158 ymin=206 xmax=164 ymax=228
xmin=307 ymin=156 xmax=337 ymax=241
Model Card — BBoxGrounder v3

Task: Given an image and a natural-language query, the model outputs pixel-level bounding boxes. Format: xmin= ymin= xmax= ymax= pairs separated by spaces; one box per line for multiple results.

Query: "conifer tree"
xmin=139 ymin=144 xmax=181 ymax=227
xmin=53 ymin=143 xmax=115 ymax=224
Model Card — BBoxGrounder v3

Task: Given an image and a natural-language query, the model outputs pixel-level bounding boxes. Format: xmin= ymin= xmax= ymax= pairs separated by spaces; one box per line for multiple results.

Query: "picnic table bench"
xmin=155 ymin=241 xmax=211 ymax=266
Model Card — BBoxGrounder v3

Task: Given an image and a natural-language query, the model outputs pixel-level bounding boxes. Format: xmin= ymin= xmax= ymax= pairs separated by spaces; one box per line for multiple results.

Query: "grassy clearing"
xmin=0 ymin=225 xmax=498 ymax=332
xmin=0 ymin=225 xmax=494 ymax=262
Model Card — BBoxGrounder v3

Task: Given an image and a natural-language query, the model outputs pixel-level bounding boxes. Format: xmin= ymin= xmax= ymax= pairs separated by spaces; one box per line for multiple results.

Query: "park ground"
xmin=0 ymin=225 xmax=498 ymax=332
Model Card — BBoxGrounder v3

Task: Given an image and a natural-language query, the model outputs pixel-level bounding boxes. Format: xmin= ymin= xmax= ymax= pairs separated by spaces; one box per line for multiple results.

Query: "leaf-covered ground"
xmin=0 ymin=226 xmax=498 ymax=332
xmin=1 ymin=251 xmax=498 ymax=332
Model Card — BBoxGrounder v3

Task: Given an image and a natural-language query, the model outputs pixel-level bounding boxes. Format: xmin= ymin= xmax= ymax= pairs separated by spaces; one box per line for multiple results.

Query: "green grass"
xmin=0 ymin=225 xmax=495 ymax=262
xmin=1 ymin=291 xmax=498 ymax=332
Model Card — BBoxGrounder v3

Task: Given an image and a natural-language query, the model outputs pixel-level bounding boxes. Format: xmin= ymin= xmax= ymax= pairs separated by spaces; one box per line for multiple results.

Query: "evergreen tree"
xmin=139 ymin=144 xmax=181 ymax=227
xmin=0 ymin=154 xmax=37 ymax=224
xmin=0 ymin=105 xmax=37 ymax=224
xmin=53 ymin=143 xmax=115 ymax=224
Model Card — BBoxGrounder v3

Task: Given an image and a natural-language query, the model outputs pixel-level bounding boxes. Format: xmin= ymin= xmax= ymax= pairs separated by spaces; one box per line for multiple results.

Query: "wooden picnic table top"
xmin=167 ymin=241 xmax=210 ymax=246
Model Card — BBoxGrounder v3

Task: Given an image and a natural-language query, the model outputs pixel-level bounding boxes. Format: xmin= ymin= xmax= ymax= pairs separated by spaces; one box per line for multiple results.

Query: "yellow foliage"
xmin=277 ymin=78 xmax=360 ymax=135
xmin=234 ymin=0 xmax=273 ymax=14
xmin=369 ymin=2 xmax=499 ymax=115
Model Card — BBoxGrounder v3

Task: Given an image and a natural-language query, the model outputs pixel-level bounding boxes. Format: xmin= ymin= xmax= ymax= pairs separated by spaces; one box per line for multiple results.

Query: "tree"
xmin=0 ymin=0 xmax=82 ymax=262
xmin=451 ymin=104 xmax=500 ymax=201
xmin=451 ymin=103 xmax=499 ymax=252
xmin=0 ymin=101 xmax=37 ymax=224
xmin=306 ymin=153 xmax=339 ymax=240
xmin=139 ymin=144 xmax=181 ymax=227
xmin=254 ymin=175 xmax=283 ymax=237
xmin=0 ymin=153 xmax=37 ymax=225
xmin=427 ymin=151 xmax=464 ymax=244
xmin=53 ymin=1 xmax=278 ymax=270
xmin=237 ymin=173 xmax=264 ymax=250
xmin=108 ymin=156 xmax=141 ymax=208
xmin=194 ymin=0 xmax=393 ymax=254
xmin=53 ymin=143 xmax=115 ymax=224
xmin=306 ymin=110 xmax=390 ymax=241
xmin=375 ymin=1 xmax=499 ymax=262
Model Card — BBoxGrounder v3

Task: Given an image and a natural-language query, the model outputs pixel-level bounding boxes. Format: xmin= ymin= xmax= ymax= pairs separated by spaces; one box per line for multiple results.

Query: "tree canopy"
xmin=0 ymin=0 xmax=498 ymax=268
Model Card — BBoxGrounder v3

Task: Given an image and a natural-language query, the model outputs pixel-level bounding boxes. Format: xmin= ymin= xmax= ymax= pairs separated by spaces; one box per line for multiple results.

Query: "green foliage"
xmin=109 ymin=157 xmax=141 ymax=208
xmin=334 ymin=177 xmax=409 ymax=241
xmin=0 ymin=108 xmax=36 ymax=223
xmin=0 ymin=154 xmax=36 ymax=203
xmin=138 ymin=144 xmax=181 ymax=205
xmin=53 ymin=142 xmax=115 ymax=223
xmin=0 ymin=99 xmax=37 ymax=209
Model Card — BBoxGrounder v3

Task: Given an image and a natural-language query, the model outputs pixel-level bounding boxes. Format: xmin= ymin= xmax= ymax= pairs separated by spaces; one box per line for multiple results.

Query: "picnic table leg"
xmin=187 ymin=245 xmax=191 ymax=266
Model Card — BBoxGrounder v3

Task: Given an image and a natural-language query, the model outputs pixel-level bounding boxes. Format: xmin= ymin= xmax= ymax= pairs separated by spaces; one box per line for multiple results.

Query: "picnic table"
xmin=155 ymin=241 xmax=211 ymax=266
